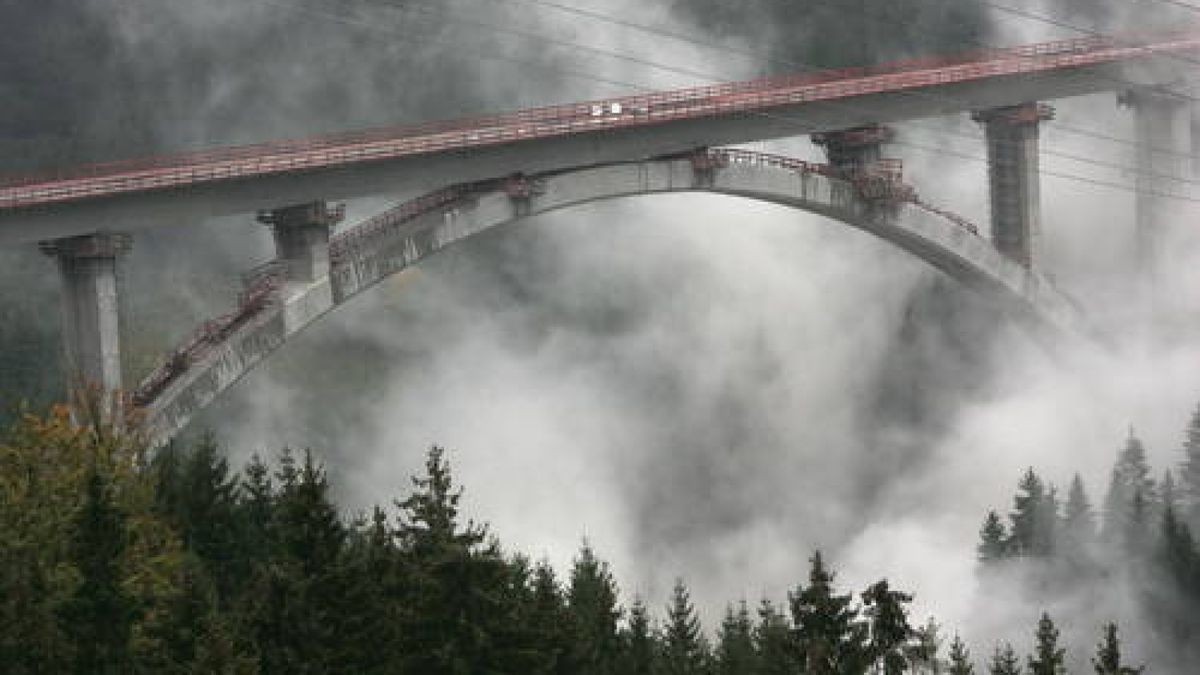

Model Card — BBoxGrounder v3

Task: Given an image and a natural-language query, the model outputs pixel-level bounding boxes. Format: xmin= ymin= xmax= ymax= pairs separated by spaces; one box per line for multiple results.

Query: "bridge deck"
xmin=0 ymin=32 xmax=1195 ymax=246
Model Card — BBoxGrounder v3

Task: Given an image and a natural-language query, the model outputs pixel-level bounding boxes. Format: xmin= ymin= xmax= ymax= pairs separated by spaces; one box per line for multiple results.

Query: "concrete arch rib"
xmin=139 ymin=151 xmax=1083 ymax=446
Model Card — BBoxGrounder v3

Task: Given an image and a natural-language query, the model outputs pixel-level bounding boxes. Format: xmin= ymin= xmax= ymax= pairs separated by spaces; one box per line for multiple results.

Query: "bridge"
xmin=2 ymin=32 xmax=1196 ymax=442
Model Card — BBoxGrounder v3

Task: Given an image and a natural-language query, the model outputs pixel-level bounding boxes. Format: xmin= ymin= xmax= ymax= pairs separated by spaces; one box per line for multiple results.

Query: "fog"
xmin=5 ymin=0 xmax=1200 ymax=668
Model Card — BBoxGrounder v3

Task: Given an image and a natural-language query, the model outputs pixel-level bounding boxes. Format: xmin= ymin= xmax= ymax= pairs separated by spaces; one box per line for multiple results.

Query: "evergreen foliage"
xmin=948 ymin=634 xmax=974 ymax=675
xmin=57 ymin=467 xmax=137 ymax=674
xmin=1179 ymin=403 xmax=1200 ymax=531
xmin=566 ymin=542 xmax=623 ymax=674
xmin=978 ymin=511 xmax=1008 ymax=563
xmin=1027 ymin=613 xmax=1065 ymax=675
xmin=714 ymin=601 xmax=756 ymax=675
xmin=661 ymin=579 xmax=709 ymax=675
xmin=988 ymin=643 xmax=1021 ymax=675
xmin=789 ymin=551 xmax=868 ymax=673
xmin=861 ymin=579 xmax=914 ymax=674
xmin=1091 ymin=623 xmax=1142 ymax=675
xmin=6 ymin=407 xmax=1200 ymax=673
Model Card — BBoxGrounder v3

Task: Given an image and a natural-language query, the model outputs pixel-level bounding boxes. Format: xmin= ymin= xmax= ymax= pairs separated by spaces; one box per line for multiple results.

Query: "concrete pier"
xmin=1119 ymin=87 xmax=1193 ymax=280
xmin=973 ymin=103 xmax=1053 ymax=270
xmin=39 ymin=233 xmax=131 ymax=397
xmin=256 ymin=201 xmax=343 ymax=287
xmin=811 ymin=124 xmax=894 ymax=175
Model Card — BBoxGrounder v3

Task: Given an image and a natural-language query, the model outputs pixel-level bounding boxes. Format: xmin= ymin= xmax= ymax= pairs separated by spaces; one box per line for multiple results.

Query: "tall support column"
xmin=811 ymin=124 xmax=894 ymax=175
xmin=39 ymin=233 xmax=131 ymax=398
xmin=972 ymin=103 xmax=1054 ymax=270
xmin=256 ymin=201 xmax=344 ymax=289
xmin=1119 ymin=87 xmax=1193 ymax=280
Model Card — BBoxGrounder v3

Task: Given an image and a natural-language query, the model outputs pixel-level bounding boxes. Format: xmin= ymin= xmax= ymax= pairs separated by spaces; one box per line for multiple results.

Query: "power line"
xmin=241 ymin=0 xmax=1200 ymax=204
xmin=380 ymin=0 xmax=1200 ymax=187
xmin=487 ymin=0 xmax=1200 ymax=161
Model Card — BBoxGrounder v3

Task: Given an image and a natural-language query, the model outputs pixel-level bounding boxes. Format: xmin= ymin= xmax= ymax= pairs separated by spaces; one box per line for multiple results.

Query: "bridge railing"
xmin=328 ymin=185 xmax=470 ymax=262
xmin=132 ymin=266 xmax=282 ymax=407
xmin=2 ymin=31 xmax=1182 ymax=207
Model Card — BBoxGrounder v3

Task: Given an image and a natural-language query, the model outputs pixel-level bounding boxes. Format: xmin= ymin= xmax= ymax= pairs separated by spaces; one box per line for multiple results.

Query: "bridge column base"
xmin=811 ymin=124 xmax=894 ymax=175
xmin=257 ymin=201 xmax=344 ymax=288
xmin=973 ymin=103 xmax=1053 ymax=270
xmin=39 ymin=233 xmax=131 ymax=407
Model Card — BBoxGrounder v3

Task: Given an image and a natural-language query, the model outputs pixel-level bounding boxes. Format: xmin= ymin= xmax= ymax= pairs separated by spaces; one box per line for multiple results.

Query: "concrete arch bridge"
xmin=131 ymin=148 xmax=1083 ymax=446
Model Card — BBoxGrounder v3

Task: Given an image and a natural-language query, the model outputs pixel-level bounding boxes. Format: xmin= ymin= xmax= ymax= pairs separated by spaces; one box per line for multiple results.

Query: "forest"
xmin=5 ymin=401 xmax=1196 ymax=673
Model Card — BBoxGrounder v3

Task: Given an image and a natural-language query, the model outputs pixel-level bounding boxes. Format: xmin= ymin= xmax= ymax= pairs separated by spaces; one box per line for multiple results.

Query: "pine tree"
xmin=1062 ymin=474 xmax=1096 ymax=557
xmin=337 ymin=506 xmax=404 ymax=670
xmin=566 ymin=542 xmax=623 ymax=675
xmin=907 ymin=617 xmax=944 ymax=674
xmin=1103 ymin=434 xmax=1156 ymax=551
xmin=948 ymin=634 xmax=975 ymax=674
xmin=526 ymin=560 xmax=570 ymax=673
xmin=1178 ymin=401 xmax=1200 ymax=531
xmin=1027 ymin=613 xmax=1066 ymax=675
xmin=1158 ymin=505 xmax=1200 ymax=605
xmin=1009 ymin=469 xmax=1054 ymax=557
xmin=989 ymin=643 xmax=1021 ymax=675
xmin=172 ymin=434 xmax=241 ymax=600
xmin=1160 ymin=469 xmax=1177 ymax=520
xmin=622 ymin=597 xmax=658 ymax=675
xmin=1091 ymin=623 xmax=1143 ymax=674
xmin=395 ymin=446 xmax=512 ymax=673
xmin=57 ymin=468 xmax=137 ymax=674
xmin=978 ymin=511 xmax=1009 ymax=563
xmin=715 ymin=601 xmax=756 ymax=675
xmin=790 ymin=551 xmax=868 ymax=674
xmin=661 ymin=578 xmax=709 ymax=675
xmin=755 ymin=599 xmax=796 ymax=675
xmin=861 ymin=579 xmax=914 ymax=674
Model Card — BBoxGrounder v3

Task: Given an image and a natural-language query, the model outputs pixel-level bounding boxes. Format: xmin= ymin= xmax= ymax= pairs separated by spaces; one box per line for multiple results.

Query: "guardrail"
xmin=4 ymin=32 xmax=1195 ymax=211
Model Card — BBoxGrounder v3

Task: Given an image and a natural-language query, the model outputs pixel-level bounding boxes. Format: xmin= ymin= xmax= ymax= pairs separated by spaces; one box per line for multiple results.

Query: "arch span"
xmin=136 ymin=149 xmax=1083 ymax=446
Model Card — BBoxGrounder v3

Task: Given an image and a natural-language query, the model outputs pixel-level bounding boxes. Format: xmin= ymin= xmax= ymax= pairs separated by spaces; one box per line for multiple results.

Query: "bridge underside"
xmin=134 ymin=152 xmax=1083 ymax=447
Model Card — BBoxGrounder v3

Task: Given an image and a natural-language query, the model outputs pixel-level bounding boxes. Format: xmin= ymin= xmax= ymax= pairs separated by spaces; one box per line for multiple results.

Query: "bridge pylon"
xmin=39 ymin=232 xmax=131 ymax=411
xmin=973 ymin=103 xmax=1053 ymax=271
xmin=1118 ymin=86 xmax=1193 ymax=289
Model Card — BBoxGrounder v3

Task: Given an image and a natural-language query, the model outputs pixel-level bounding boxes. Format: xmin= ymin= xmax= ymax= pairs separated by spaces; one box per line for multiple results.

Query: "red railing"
xmin=133 ymin=146 xmax=987 ymax=406
xmin=2 ymin=32 xmax=1196 ymax=211
xmin=132 ymin=271 xmax=281 ymax=407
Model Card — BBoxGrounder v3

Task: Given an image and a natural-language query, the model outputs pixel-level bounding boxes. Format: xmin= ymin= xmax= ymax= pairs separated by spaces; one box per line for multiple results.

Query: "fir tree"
xmin=1161 ymin=469 xmax=1178 ymax=514
xmin=907 ymin=617 xmax=944 ymax=674
xmin=1178 ymin=401 xmax=1200 ymax=531
xmin=1062 ymin=473 xmax=1096 ymax=556
xmin=661 ymin=578 xmax=709 ymax=675
xmin=978 ymin=511 xmax=1009 ymax=563
xmin=395 ymin=446 xmax=512 ymax=673
xmin=1103 ymin=434 xmax=1156 ymax=550
xmin=172 ymin=434 xmax=241 ymax=600
xmin=989 ymin=643 xmax=1021 ymax=675
xmin=715 ymin=601 xmax=756 ymax=675
xmin=566 ymin=542 xmax=623 ymax=675
xmin=57 ymin=468 xmax=137 ymax=674
xmin=948 ymin=634 xmax=975 ymax=674
xmin=1158 ymin=505 xmax=1200 ymax=604
xmin=1009 ymin=469 xmax=1055 ymax=557
xmin=622 ymin=597 xmax=658 ymax=675
xmin=527 ymin=560 xmax=571 ymax=672
xmin=790 ymin=551 xmax=868 ymax=674
xmin=755 ymin=599 xmax=796 ymax=675
xmin=1027 ymin=613 xmax=1066 ymax=675
xmin=861 ymin=579 xmax=914 ymax=674
xmin=1091 ymin=623 xmax=1142 ymax=674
